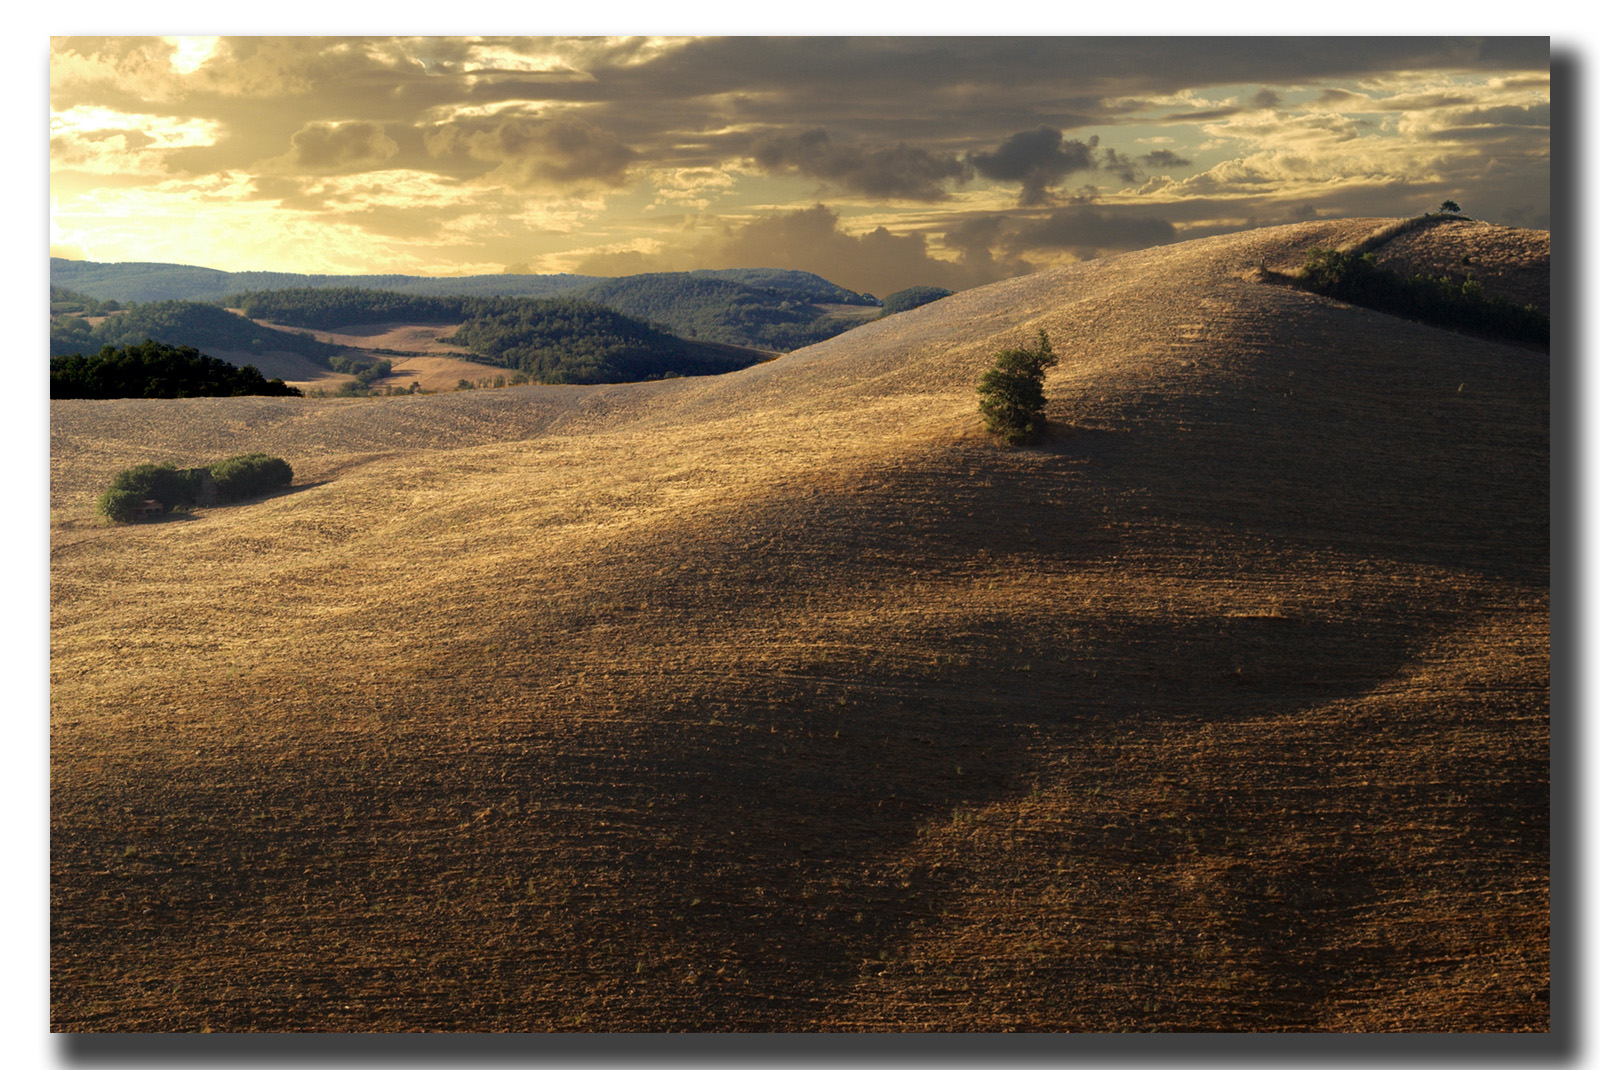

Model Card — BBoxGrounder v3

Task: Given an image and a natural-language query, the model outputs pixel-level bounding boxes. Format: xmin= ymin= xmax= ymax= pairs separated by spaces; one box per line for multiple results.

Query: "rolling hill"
xmin=49 ymin=218 xmax=1549 ymax=1031
xmin=51 ymin=259 xmax=883 ymax=354
xmin=49 ymin=257 xmax=600 ymax=304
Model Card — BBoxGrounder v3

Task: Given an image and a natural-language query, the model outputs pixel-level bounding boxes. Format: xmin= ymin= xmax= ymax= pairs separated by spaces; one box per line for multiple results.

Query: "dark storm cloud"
xmin=1449 ymin=101 xmax=1551 ymax=127
xmin=968 ymin=128 xmax=1102 ymax=207
xmin=967 ymin=127 xmax=1176 ymax=205
xmin=1141 ymin=149 xmax=1192 ymax=170
xmin=1160 ymin=107 xmax=1241 ymax=123
xmin=570 ymin=36 xmax=1547 ymax=135
xmin=750 ymin=128 xmax=971 ymax=201
xmin=1099 ymin=147 xmax=1140 ymax=185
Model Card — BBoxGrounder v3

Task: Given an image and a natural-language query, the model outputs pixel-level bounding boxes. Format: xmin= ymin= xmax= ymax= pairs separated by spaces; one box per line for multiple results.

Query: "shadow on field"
xmin=50 ymin=372 xmax=1545 ymax=1029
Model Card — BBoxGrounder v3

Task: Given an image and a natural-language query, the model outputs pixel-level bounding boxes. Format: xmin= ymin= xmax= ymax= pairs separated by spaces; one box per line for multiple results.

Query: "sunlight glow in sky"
xmin=49 ymin=36 xmax=1549 ymax=295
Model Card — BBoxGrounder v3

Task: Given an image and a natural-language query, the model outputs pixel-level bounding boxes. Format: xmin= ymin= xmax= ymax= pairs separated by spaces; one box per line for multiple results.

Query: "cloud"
xmin=576 ymin=204 xmax=1004 ymax=297
xmin=1161 ymin=107 xmax=1242 ymax=123
xmin=1140 ymin=149 xmax=1192 ymax=170
xmin=968 ymin=128 xmax=1102 ymax=206
xmin=283 ymin=121 xmax=398 ymax=172
xmin=940 ymin=214 xmax=1036 ymax=281
xmin=999 ymin=206 xmax=1179 ymax=259
xmin=1316 ymin=88 xmax=1365 ymax=107
xmin=48 ymin=37 xmax=1550 ymax=280
xmin=704 ymin=204 xmax=968 ymax=294
xmin=424 ymin=113 xmax=635 ymax=189
xmin=750 ymin=127 xmax=969 ymax=201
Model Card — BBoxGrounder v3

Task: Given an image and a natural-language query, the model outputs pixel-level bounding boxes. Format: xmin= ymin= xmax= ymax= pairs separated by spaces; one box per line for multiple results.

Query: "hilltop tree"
xmin=977 ymin=328 xmax=1058 ymax=445
xmin=1440 ymin=200 xmax=1463 ymax=214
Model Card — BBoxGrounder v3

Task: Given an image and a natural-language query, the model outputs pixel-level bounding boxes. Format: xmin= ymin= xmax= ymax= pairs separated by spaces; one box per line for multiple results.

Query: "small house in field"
xmin=134 ymin=499 xmax=163 ymax=519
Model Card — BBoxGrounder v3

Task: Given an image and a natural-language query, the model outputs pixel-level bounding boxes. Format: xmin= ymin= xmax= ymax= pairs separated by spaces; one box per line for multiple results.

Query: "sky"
xmin=48 ymin=35 xmax=1551 ymax=297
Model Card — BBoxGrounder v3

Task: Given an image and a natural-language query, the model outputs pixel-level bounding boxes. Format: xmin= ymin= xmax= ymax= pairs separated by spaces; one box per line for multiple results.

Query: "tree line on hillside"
xmin=51 ymin=285 xmax=124 ymax=318
xmin=880 ymin=286 xmax=955 ymax=316
xmin=1295 ymin=247 xmax=1549 ymax=348
xmin=51 ymin=299 xmax=343 ymax=362
xmin=228 ymin=288 xmax=482 ymax=330
xmin=51 ymin=341 xmax=302 ymax=399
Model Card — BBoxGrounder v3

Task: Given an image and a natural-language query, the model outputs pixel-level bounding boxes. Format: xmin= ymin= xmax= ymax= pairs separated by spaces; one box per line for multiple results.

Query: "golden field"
xmin=50 ymin=218 xmax=1548 ymax=1031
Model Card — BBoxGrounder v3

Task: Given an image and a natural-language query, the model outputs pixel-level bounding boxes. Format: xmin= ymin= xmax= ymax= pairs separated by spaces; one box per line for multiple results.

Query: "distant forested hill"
xmin=52 ymin=258 xmax=886 ymax=352
xmin=440 ymin=296 xmax=768 ymax=384
xmin=684 ymin=268 xmax=876 ymax=306
xmin=51 ymin=258 xmax=600 ymax=304
xmin=233 ymin=275 xmax=880 ymax=352
xmin=50 ymin=290 xmax=771 ymax=386
xmin=51 ymin=258 xmax=878 ymax=309
xmin=228 ymin=289 xmax=479 ymax=330
xmin=50 ymin=301 xmax=343 ymax=361
xmin=573 ymin=275 xmax=859 ymax=350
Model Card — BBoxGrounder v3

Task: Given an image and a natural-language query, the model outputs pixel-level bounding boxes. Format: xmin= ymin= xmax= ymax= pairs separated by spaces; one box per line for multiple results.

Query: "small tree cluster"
xmin=95 ymin=463 xmax=209 ymax=522
xmin=977 ymin=329 xmax=1058 ymax=445
xmin=97 ymin=454 xmax=293 ymax=522
xmin=209 ymin=454 xmax=294 ymax=502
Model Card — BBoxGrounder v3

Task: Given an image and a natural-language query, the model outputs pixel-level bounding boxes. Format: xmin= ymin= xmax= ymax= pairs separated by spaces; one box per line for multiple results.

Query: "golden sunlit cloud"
xmin=49 ymin=36 xmax=1550 ymax=295
xmin=162 ymin=36 xmax=220 ymax=75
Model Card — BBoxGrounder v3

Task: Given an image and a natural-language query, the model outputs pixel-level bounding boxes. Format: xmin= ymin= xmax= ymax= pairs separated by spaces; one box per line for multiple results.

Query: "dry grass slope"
xmin=50 ymin=219 xmax=1548 ymax=1032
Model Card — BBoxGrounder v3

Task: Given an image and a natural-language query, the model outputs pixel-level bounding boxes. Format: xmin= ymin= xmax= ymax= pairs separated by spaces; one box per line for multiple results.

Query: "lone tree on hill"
xmin=977 ymin=328 xmax=1058 ymax=445
xmin=1439 ymin=199 xmax=1463 ymax=214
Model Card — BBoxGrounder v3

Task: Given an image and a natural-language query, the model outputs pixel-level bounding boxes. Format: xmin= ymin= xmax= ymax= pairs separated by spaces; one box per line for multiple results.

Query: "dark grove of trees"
xmin=51 ymin=341 xmax=303 ymax=399
xmin=96 ymin=454 xmax=294 ymax=523
xmin=880 ymin=286 xmax=955 ymax=316
xmin=1297 ymin=247 xmax=1548 ymax=349
xmin=209 ymin=453 xmax=294 ymax=501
